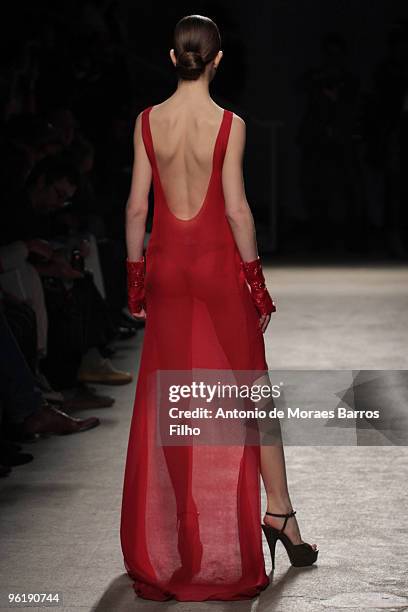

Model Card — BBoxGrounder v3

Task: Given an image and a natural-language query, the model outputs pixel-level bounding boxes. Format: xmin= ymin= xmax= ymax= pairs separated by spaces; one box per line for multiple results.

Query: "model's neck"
xmin=174 ymin=77 xmax=211 ymax=102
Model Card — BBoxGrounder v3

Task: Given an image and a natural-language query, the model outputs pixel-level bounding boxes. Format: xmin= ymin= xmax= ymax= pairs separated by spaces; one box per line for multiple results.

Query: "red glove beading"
xmin=126 ymin=256 xmax=146 ymax=316
xmin=240 ymin=256 xmax=276 ymax=316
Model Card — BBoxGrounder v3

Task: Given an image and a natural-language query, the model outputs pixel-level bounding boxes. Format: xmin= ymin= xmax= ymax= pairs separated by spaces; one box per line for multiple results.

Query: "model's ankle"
xmin=265 ymin=496 xmax=293 ymax=514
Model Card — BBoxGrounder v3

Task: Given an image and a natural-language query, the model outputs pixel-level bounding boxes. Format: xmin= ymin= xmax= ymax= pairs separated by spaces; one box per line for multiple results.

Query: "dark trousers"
xmin=40 ymin=271 xmax=117 ymax=390
xmin=0 ymin=307 xmax=42 ymax=425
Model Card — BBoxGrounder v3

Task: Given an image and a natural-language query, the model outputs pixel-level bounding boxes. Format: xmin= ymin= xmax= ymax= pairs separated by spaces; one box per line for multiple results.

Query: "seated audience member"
xmin=0 ymin=301 xmax=100 ymax=455
xmin=1 ymin=153 xmax=132 ymax=393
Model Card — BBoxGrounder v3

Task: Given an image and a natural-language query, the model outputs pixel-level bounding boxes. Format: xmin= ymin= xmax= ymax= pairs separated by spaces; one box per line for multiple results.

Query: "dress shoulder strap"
xmin=216 ymin=109 xmax=234 ymax=166
xmin=141 ymin=106 xmax=154 ymax=166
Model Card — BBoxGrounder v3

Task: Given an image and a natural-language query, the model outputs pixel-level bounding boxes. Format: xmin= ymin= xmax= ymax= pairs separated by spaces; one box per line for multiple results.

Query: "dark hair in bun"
xmin=173 ymin=15 xmax=221 ymax=81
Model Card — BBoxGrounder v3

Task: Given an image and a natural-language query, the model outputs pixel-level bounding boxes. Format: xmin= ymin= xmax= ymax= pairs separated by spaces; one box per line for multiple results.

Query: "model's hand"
xmin=258 ymin=313 xmax=271 ymax=333
xmin=126 ymin=256 xmax=146 ymax=319
xmin=240 ymin=256 xmax=276 ymax=326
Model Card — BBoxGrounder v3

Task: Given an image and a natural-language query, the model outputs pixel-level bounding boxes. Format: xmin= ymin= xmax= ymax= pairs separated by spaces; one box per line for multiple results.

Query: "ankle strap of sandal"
xmin=265 ymin=509 xmax=296 ymax=534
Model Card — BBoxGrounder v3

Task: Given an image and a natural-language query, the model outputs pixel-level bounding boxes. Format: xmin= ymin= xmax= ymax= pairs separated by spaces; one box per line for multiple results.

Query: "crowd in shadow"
xmin=293 ymin=26 xmax=408 ymax=258
xmin=0 ymin=2 xmax=148 ymax=475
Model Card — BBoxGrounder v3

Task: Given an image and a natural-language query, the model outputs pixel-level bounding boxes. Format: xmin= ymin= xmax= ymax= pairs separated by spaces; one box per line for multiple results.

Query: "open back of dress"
xmin=147 ymin=105 xmax=227 ymax=222
xmin=120 ymin=104 xmax=270 ymax=601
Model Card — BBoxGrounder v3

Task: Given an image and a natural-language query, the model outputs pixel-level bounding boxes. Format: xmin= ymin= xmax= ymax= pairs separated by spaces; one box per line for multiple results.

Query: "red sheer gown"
xmin=120 ymin=105 xmax=270 ymax=601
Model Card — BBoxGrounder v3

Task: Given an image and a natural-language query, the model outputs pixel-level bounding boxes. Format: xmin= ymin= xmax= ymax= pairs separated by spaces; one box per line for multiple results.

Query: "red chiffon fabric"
xmin=120 ymin=105 xmax=270 ymax=601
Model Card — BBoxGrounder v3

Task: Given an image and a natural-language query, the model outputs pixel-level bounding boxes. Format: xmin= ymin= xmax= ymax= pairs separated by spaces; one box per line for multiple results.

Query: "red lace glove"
xmin=240 ymin=256 xmax=276 ymax=316
xmin=126 ymin=256 xmax=146 ymax=316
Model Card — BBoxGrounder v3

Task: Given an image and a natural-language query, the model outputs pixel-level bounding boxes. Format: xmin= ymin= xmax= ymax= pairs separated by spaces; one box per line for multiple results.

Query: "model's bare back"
xmin=148 ymin=101 xmax=226 ymax=221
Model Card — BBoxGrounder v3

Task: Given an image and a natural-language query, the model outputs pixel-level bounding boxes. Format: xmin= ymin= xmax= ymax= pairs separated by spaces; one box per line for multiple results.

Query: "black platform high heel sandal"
xmin=261 ymin=509 xmax=318 ymax=569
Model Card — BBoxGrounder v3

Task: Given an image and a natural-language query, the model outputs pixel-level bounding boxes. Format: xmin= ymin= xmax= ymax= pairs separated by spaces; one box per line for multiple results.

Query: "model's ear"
xmin=169 ymin=48 xmax=176 ymax=67
xmin=216 ymin=50 xmax=223 ymax=66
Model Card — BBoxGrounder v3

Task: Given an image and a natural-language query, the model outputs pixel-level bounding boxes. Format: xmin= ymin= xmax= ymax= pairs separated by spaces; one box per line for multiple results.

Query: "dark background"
xmin=2 ymin=0 xmax=408 ymax=260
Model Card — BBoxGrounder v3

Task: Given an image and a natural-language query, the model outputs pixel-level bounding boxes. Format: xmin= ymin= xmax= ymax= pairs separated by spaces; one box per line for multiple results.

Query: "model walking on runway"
xmin=120 ymin=14 xmax=318 ymax=602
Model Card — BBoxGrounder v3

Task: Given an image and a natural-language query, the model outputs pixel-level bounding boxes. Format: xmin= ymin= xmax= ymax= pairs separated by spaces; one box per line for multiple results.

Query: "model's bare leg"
xmin=202 ymin=292 xmax=318 ymax=550
xmin=260 ymin=444 xmax=317 ymax=550
xmin=253 ymin=371 xmax=317 ymax=550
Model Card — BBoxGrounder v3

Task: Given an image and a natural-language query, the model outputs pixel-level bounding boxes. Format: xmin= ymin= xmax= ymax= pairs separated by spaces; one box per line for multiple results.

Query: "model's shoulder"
xmin=232 ymin=111 xmax=245 ymax=126
xmin=138 ymin=104 xmax=157 ymax=116
xmin=221 ymin=108 xmax=245 ymax=129
xmin=135 ymin=106 xmax=149 ymax=122
xmin=224 ymin=110 xmax=245 ymax=137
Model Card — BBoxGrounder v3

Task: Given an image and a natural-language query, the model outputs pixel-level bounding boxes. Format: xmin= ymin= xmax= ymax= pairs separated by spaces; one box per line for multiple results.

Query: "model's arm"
xmin=223 ymin=114 xmax=276 ymax=331
xmin=125 ymin=112 xmax=152 ymax=261
xmin=222 ymin=114 xmax=258 ymax=262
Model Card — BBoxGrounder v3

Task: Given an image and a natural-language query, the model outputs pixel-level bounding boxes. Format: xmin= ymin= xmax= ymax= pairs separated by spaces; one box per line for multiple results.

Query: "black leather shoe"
xmin=0 ymin=450 xmax=34 ymax=467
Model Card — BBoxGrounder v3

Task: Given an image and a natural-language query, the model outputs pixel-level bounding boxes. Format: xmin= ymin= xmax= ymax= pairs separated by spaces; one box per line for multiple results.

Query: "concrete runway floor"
xmin=1 ymin=263 xmax=407 ymax=611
